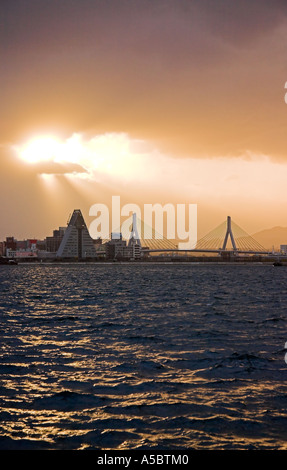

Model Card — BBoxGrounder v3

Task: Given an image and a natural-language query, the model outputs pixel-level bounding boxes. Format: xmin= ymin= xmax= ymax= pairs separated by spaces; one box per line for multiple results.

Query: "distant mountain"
xmin=252 ymin=226 xmax=287 ymax=251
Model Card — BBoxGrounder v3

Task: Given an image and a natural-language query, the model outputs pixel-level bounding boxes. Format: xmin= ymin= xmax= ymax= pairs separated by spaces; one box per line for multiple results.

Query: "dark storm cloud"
xmin=2 ymin=0 xmax=286 ymax=46
xmin=1 ymin=0 xmax=287 ymax=158
xmin=197 ymin=0 xmax=287 ymax=44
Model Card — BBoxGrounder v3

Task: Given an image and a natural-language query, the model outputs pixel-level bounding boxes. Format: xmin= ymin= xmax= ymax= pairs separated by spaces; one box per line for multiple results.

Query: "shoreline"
xmin=2 ymin=260 xmax=287 ymax=266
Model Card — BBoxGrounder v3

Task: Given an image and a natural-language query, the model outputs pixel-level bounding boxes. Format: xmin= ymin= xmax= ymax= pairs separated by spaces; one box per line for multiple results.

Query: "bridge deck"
xmin=145 ymin=249 xmax=271 ymax=255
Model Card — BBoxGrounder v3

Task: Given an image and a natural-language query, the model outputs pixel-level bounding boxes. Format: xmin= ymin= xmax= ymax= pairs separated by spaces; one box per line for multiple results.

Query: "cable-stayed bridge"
xmin=102 ymin=212 xmax=178 ymax=251
xmin=187 ymin=216 xmax=269 ymax=255
xmin=110 ymin=214 xmax=271 ymax=256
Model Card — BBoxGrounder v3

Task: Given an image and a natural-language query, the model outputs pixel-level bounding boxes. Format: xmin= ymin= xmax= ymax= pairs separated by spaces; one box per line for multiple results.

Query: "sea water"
xmin=0 ymin=263 xmax=286 ymax=450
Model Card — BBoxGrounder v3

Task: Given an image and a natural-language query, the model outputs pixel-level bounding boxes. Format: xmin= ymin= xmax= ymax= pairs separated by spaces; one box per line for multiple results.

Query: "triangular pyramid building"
xmin=57 ymin=209 xmax=96 ymax=259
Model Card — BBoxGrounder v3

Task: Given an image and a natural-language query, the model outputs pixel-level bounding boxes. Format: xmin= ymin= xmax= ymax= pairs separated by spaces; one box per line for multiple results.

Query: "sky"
xmin=1 ymin=0 xmax=287 ymax=242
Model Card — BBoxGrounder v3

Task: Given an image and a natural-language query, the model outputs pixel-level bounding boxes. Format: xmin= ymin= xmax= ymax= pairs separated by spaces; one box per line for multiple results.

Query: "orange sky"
xmin=1 ymin=0 xmax=287 ymax=242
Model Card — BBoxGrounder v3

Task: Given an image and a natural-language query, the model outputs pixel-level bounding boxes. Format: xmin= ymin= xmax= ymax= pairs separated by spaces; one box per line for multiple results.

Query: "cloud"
xmin=61 ymin=133 xmax=287 ymax=209
xmin=2 ymin=131 xmax=287 ymax=239
xmin=1 ymin=1 xmax=287 ymax=160
xmin=199 ymin=0 xmax=287 ymax=45
xmin=32 ymin=161 xmax=88 ymax=175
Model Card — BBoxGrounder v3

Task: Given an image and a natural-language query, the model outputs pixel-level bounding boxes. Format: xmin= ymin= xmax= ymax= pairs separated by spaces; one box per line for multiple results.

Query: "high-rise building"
xmin=56 ymin=209 xmax=96 ymax=259
xmin=46 ymin=227 xmax=66 ymax=252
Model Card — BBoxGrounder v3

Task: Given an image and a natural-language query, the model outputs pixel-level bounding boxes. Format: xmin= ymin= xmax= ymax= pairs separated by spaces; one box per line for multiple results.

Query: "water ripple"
xmin=0 ymin=263 xmax=287 ymax=449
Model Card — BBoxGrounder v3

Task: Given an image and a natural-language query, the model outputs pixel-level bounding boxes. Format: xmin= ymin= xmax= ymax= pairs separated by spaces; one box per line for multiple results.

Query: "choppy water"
xmin=0 ymin=262 xmax=286 ymax=450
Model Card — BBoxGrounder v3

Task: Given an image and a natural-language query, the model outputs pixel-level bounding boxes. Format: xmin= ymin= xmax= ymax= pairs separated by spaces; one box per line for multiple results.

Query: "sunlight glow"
xmin=14 ymin=132 xmax=137 ymax=179
xmin=13 ymin=132 xmax=287 ymax=213
xmin=17 ymin=136 xmax=63 ymax=164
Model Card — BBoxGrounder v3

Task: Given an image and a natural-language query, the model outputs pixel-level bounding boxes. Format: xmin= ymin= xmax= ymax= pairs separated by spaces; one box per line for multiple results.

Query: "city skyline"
xmin=2 ymin=206 xmax=287 ymax=255
xmin=2 ymin=1 xmax=287 ymax=241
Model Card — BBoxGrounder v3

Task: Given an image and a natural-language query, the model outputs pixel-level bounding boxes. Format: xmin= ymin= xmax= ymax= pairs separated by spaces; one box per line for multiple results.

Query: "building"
xmin=280 ymin=245 xmax=287 ymax=254
xmin=5 ymin=237 xmax=17 ymax=255
xmin=5 ymin=237 xmax=39 ymax=259
xmin=36 ymin=239 xmax=47 ymax=251
xmin=105 ymin=232 xmax=141 ymax=260
xmin=106 ymin=233 xmax=129 ymax=259
xmin=56 ymin=209 xmax=97 ymax=259
xmin=93 ymin=238 xmax=106 ymax=259
xmin=0 ymin=242 xmax=5 ymax=256
xmin=46 ymin=227 xmax=66 ymax=252
xmin=1 ymin=210 xmax=144 ymax=262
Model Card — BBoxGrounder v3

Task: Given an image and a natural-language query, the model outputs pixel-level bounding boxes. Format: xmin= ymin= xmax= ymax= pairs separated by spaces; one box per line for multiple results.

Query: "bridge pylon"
xmin=128 ymin=213 xmax=142 ymax=247
xmin=221 ymin=216 xmax=237 ymax=252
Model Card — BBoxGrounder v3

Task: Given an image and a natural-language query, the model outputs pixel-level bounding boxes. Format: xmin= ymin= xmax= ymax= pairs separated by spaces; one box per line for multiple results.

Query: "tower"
xmin=128 ymin=213 xmax=141 ymax=248
xmin=56 ymin=209 xmax=96 ymax=259
xmin=221 ymin=216 xmax=237 ymax=251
